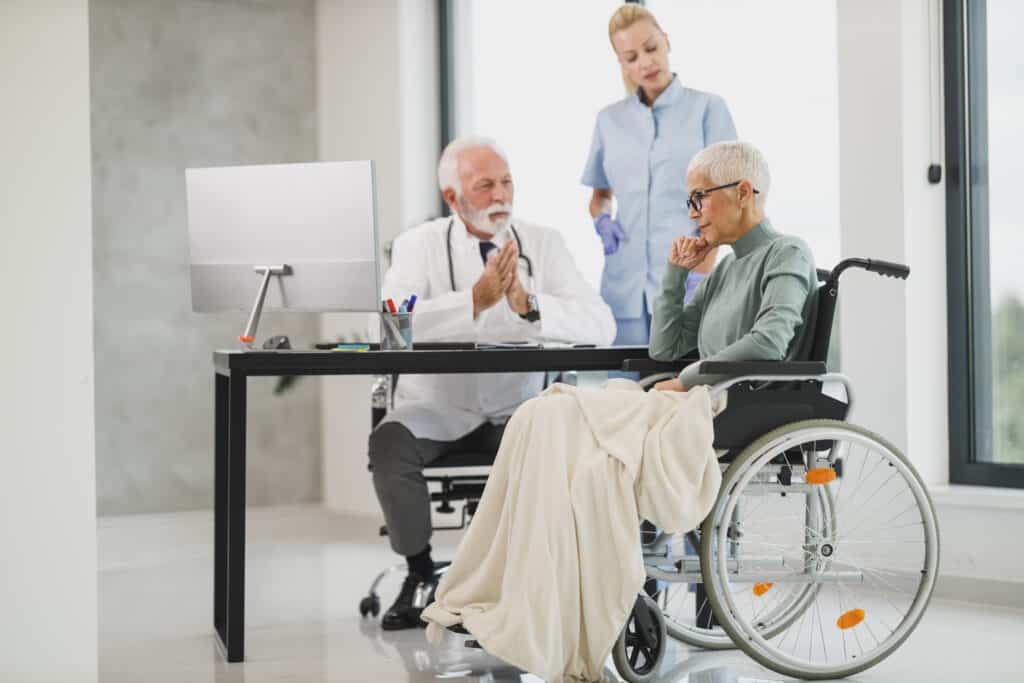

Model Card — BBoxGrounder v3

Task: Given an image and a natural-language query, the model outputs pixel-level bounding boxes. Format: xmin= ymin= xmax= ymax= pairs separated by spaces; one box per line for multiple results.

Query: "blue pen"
xmin=407 ymin=294 xmax=417 ymax=312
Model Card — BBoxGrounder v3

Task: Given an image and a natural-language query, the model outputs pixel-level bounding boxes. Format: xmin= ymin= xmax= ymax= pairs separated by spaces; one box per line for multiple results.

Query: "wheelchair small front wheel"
xmin=700 ymin=419 xmax=939 ymax=680
xmin=612 ymin=594 xmax=667 ymax=683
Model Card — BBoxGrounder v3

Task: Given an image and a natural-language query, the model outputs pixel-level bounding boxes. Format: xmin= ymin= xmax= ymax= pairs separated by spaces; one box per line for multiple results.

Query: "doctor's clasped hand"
xmin=472 ymin=238 xmax=522 ymax=318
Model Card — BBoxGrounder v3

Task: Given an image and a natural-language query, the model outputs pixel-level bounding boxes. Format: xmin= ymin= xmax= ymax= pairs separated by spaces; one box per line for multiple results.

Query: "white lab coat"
xmin=378 ymin=215 xmax=616 ymax=441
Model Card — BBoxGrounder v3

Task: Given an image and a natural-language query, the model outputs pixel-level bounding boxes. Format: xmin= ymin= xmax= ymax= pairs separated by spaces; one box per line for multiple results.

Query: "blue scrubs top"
xmin=581 ymin=76 xmax=736 ymax=320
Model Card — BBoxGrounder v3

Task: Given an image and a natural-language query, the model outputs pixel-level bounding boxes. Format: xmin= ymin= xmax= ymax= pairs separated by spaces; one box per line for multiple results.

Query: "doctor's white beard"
xmin=458 ymin=198 xmax=513 ymax=236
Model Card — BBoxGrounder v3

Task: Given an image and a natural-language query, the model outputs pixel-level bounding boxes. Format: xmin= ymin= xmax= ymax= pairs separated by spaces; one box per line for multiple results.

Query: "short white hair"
xmin=687 ymin=141 xmax=771 ymax=209
xmin=437 ymin=135 xmax=510 ymax=196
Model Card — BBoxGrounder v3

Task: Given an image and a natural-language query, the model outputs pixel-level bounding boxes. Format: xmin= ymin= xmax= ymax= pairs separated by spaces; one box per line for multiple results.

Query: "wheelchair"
xmin=612 ymin=258 xmax=940 ymax=682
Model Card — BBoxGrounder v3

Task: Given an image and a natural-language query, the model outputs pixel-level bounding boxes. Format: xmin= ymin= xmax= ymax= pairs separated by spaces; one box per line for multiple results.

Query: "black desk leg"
xmin=215 ymin=371 xmax=247 ymax=662
xmin=214 ymin=373 xmax=228 ymax=649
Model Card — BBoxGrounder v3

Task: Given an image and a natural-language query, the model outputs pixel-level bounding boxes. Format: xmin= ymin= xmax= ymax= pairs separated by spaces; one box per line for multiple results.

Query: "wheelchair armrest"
xmin=621 ymin=353 xmax=698 ymax=374
xmin=699 ymin=361 xmax=827 ymax=377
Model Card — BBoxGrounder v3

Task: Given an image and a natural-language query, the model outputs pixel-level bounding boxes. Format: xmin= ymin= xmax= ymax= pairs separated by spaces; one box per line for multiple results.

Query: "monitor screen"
xmin=186 ymin=160 xmax=380 ymax=313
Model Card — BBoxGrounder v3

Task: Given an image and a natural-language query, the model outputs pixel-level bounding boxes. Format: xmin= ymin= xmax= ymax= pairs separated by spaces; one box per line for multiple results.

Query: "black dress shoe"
xmin=381 ymin=572 xmax=437 ymax=631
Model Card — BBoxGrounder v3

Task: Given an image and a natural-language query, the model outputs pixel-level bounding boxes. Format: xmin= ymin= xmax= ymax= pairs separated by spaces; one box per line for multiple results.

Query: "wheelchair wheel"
xmin=700 ymin=419 xmax=939 ymax=680
xmin=612 ymin=594 xmax=667 ymax=683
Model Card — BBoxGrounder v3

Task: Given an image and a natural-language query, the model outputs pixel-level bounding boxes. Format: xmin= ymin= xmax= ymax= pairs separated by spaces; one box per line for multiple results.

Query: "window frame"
xmin=944 ymin=0 xmax=1024 ymax=488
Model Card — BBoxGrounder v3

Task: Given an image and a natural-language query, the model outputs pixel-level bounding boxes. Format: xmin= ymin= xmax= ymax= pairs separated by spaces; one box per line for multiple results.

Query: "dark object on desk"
xmin=315 ymin=341 xmax=375 ymax=350
xmin=263 ymin=336 xmax=293 ymax=394
xmin=314 ymin=341 xmax=477 ymax=351
xmin=416 ymin=341 xmax=476 ymax=350
xmin=262 ymin=335 xmax=291 ymax=350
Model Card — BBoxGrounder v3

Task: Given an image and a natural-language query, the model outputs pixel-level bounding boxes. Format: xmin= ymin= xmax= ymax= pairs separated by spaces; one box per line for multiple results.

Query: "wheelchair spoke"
xmin=836 ymin=538 xmax=925 ymax=544
xmin=832 ymin=443 xmax=875 ymax=519
xmin=837 ymin=484 xmax=915 ymax=541
xmin=701 ymin=421 xmax=938 ymax=678
xmin=814 ymin=591 xmax=829 ymax=662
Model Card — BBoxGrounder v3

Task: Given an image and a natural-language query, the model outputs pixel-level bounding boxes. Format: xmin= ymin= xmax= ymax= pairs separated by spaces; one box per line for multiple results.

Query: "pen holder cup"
xmin=379 ymin=312 xmax=413 ymax=350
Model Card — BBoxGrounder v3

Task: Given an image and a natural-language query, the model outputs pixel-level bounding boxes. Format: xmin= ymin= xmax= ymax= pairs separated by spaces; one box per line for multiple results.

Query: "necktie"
xmin=479 ymin=241 xmax=497 ymax=264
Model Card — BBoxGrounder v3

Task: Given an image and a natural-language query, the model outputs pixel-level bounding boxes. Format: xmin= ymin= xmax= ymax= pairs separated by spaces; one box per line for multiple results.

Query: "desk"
xmin=212 ymin=345 xmax=655 ymax=662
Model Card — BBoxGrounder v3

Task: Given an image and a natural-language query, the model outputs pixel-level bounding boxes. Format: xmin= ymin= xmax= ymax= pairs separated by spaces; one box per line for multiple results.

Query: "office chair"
xmin=358 ymin=370 xmax=574 ymax=618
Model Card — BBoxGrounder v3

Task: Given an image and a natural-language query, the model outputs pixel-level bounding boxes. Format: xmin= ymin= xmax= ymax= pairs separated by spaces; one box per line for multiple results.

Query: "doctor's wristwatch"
xmin=519 ymin=293 xmax=541 ymax=323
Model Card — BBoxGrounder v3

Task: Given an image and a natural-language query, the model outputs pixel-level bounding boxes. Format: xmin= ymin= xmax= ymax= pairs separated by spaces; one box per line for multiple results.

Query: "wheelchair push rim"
xmin=649 ymin=492 xmax=835 ymax=649
xmin=701 ymin=419 xmax=939 ymax=680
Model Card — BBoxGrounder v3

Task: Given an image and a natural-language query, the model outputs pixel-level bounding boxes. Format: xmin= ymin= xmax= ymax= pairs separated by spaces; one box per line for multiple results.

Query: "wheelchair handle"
xmin=865 ymin=259 xmax=910 ymax=279
xmin=828 ymin=257 xmax=910 ymax=282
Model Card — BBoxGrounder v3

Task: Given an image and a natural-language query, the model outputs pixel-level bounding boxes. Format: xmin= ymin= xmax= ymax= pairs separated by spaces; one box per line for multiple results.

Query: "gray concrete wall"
xmin=90 ymin=0 xmax=321 ymax=515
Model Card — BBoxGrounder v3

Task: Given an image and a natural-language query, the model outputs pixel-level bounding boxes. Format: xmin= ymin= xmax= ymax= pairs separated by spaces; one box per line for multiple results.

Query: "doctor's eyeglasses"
xmin=686 ymin=181 xmax=760 ymax=213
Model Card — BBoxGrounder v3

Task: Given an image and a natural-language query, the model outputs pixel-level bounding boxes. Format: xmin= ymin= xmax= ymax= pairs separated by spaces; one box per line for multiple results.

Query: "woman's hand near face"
xmin=653 ymin=378 xmax=686 ymax=392
xmin=669 ymin=236 xmax=713 ymax=270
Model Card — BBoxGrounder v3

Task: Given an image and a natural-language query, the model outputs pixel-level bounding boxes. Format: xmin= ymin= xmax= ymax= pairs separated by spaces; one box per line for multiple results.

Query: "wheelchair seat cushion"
xmin=425 ymin=449 xmax=496 ymax=469
xmin=712 ymin=383 xmax=848 ymax=450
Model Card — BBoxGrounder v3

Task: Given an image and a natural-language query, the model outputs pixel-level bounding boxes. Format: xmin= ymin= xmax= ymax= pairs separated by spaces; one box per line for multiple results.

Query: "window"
xmin=945 ymin=0 xmax=1024 ymax=486
xmin=645 ymin=0 xmax=841 ymax=269
xmin=443 ymin=0 xmax=628 ymax=289
xmin=443 ymin=0 xmax=841 ymax=370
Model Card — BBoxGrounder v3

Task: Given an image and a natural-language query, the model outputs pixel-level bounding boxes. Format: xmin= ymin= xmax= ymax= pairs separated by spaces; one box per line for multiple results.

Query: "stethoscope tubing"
xmin=446 ymin=218 xmax=533 ymax=292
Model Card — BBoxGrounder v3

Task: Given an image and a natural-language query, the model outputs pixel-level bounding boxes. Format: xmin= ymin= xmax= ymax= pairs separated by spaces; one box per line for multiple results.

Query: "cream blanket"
xmin=421 ymin=379 xmax=722 ymax=682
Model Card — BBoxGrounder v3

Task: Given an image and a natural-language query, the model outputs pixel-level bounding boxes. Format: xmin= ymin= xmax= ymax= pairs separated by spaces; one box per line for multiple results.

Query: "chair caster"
xmin=613 ymin=594 xmax=667 ymax=683
xmin=359 ymin=593 xmax=381 ymax=618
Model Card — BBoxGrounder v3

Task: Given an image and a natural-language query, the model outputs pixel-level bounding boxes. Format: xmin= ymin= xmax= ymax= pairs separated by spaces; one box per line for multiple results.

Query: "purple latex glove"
xmin=684 ymin=271 xmax=706 ymax=303
xmin=594 ymin=213 xmax=627 ymax=255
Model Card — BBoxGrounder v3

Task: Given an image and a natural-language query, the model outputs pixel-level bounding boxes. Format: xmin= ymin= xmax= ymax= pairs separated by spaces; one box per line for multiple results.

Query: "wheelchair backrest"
xmin=713 ymin=267 xmax=845 ymax=453
xmin=788 ymin=268 xmax=838 ymax=364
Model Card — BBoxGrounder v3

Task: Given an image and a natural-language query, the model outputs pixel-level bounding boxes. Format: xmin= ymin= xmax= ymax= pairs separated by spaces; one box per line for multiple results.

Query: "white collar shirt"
xmin=377 ymin=215 xmax=616 ymax=441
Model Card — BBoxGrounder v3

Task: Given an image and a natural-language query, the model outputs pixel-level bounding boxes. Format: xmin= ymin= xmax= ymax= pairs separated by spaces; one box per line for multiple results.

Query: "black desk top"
xmin=213 ymin=345 xmax=669 ymax=377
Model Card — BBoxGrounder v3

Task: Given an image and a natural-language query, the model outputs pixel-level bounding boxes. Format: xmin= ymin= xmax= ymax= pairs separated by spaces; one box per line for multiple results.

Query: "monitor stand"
xmin=239 ymin=264 xmax=292 ymax=349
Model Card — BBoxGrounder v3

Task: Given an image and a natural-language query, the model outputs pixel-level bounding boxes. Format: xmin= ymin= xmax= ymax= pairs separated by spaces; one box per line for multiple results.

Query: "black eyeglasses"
xmin=685 ymin=181 xmax=760 ymax=212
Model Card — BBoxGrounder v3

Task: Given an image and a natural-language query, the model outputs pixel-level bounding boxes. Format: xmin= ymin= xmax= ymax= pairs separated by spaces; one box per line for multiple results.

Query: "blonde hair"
xmin=608 ymin=4 xmax=666 ymax=95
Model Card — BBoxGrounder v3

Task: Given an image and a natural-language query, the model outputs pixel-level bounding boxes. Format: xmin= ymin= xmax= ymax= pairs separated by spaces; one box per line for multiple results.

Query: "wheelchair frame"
xmin=613 ymin=258 xmax=939 ymax=682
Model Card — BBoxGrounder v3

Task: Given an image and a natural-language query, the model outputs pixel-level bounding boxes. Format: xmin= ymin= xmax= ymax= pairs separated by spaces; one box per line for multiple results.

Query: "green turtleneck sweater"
xmin=649 ymin=219 xmax=817 ymax=388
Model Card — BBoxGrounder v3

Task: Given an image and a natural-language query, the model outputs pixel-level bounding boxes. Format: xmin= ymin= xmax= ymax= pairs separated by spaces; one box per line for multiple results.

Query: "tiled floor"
xmin=98 ymin=505 xmax=1024 ymax=682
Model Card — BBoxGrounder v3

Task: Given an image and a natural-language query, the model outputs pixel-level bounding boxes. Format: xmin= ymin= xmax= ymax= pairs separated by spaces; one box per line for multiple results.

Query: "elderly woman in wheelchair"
xmin=424 ymin=141 xmax=939 ymax=683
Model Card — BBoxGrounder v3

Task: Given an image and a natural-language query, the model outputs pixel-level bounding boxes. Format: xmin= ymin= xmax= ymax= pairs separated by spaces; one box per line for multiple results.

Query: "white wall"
xmin=838 ymin=0 xmax=1024 ymax=596
xmin=837 ymin=0 xmax=910 ymax=456
xmin=317 ymin=0 xmax=441 ymax=518
xmin=0 ymin=2 xmax=98 ymax=681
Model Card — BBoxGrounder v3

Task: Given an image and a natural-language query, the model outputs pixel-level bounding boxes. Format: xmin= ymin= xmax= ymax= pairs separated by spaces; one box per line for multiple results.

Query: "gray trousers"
xmin=368 ymin=421 xmax=505 ymax=556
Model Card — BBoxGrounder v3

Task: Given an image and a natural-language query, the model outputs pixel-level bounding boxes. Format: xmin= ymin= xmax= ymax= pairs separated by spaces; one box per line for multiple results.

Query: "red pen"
xmin=386 ymin=298 xmax=397 ymax=314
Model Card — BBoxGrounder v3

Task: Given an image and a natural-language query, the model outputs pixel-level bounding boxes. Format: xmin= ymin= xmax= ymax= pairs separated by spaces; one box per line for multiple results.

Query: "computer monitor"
xmin=186 ymin=160 xmax=381 ymax=319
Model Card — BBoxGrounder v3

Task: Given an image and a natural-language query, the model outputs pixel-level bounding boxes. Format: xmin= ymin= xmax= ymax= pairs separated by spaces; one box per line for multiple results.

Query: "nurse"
xmin=582 ymin=3 xmax=737 ymax=345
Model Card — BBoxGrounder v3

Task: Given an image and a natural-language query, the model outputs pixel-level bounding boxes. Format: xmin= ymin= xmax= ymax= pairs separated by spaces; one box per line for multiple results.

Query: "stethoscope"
xmin=446 ymin=218 xmax=534 ymax=292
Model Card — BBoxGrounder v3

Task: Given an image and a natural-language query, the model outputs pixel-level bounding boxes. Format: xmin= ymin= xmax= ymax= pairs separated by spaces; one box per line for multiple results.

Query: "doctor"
xmin=370 ymin=135 xmax=615 ymax=630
